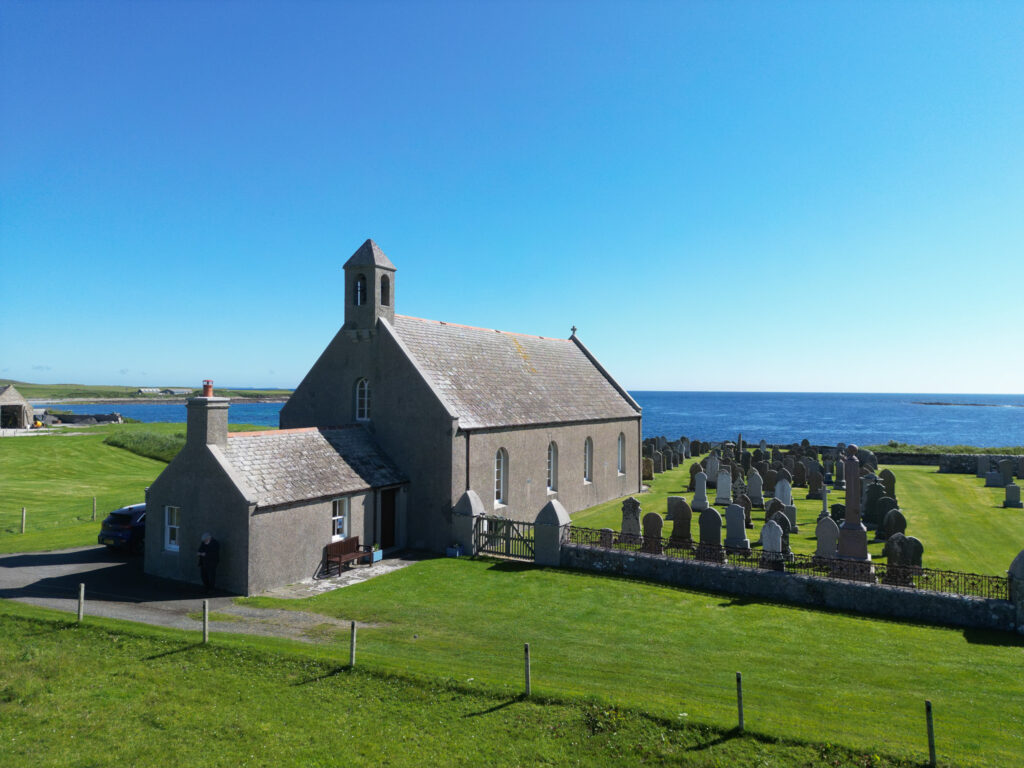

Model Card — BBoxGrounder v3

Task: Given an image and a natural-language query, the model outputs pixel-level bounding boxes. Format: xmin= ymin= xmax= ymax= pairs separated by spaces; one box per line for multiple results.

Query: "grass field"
xmin=0 ymin=600 xmax=936 ymax=768
xmin=572 ymin=459 xmax=1024 ymax=576
xmin=236 ymin=556 xmax=1023 ymax=767
xmin=0 ymin=423 xmax=263 ymax=553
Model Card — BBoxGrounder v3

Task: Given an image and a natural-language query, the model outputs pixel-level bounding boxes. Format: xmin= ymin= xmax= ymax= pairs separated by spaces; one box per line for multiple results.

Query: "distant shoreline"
xmin=914 ymin=401 xmax=1023 ymax=408
xmin=30 ymin=397 xmax=288 ymax=406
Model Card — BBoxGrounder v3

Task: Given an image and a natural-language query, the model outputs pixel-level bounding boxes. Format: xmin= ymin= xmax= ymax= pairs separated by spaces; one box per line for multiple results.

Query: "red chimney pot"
xmin=202 ymin=380 xmax=213 ymax=397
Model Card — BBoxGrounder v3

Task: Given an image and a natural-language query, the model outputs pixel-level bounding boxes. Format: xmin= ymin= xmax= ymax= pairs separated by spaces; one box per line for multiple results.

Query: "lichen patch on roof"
xmin=222 ymin=426 xmax=404 ymax=508
xmin=391 ymin=315 xmax=639 ymax=430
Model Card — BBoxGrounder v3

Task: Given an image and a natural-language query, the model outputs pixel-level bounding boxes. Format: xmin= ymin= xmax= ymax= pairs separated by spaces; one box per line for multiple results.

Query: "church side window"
xmin=164 ymin=505 xmax=180 ymax=551
xmin=354 ymin=274 xmax=367 ymax=306
xmin=380 ymin=275 xmax=391 ymax=306
xmin=495 ymin=448 xmax=508 ymax=506
xmin=331 ymin=498 xmax=350 ymax=541
xmin=583 ymin=437 xmax=593 ymax=483
xmin=547 ymin=442 xmax=558 ymax=492
xmin=355 ymin=379 xmax=371 ymax=421
xmin=617 ymin=433 xmax=626 ymax=475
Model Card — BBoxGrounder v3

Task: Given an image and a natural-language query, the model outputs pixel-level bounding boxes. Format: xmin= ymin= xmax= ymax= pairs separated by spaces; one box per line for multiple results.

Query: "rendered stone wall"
xmin=939 ymin=454 xmax=1024 ymax=475
xmin=561 ymin=544 xmax=1017 ymax=632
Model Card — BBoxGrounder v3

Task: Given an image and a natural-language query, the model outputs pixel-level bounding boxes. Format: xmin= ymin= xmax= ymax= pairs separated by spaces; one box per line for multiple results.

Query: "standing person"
xmin=197 ymin=532 xmax=220 ymax=592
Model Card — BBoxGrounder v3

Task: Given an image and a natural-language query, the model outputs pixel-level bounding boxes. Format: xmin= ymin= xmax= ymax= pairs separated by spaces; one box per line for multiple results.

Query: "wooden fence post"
xmin=77 ymin=583 xmax=85 ymax=623
xmin=21 ymin=507 xmax=26 ymax=534
xmin=92 ymin=496 xmax=97 ymax=522
xmin=736 ymin=671 xmax=744 ymax=732
xmin=524 ymin=642 xmax=531 ymax=697
xmin=203 ymin=599 xmax=209 ymax=644
xmin=349 ymin=621 xmax=357 ymax=667
xmin=926 ymin=700 xmax=936 ymax=767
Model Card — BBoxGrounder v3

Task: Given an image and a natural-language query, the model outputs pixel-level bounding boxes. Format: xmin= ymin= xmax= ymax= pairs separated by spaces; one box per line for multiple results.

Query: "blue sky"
xmin=2 ymin=1 xmax=1022 ymax=392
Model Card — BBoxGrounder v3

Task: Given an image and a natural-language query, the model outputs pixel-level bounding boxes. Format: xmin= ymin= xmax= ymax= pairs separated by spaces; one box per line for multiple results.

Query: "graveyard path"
xmin=0 ymin=545 xmax=416 ymax=642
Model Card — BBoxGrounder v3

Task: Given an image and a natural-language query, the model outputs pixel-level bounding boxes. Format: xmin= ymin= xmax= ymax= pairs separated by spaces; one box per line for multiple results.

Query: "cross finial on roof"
xmin=570 ymin=325 xmax=577 ymax=337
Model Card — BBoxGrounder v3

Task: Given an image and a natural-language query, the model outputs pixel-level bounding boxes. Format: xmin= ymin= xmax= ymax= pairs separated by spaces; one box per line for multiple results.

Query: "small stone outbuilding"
xmin=0 ymin=385 xmax=33 ymax=429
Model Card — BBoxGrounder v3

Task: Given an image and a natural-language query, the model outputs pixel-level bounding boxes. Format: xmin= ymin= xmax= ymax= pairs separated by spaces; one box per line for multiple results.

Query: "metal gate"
xmin=474 ymin=515 xmax=535 ymax=561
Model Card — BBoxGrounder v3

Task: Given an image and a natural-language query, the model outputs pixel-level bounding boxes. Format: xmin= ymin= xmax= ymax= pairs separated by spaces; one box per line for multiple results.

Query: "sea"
xmin=36 ymin=392 xmax=1024 ymax=447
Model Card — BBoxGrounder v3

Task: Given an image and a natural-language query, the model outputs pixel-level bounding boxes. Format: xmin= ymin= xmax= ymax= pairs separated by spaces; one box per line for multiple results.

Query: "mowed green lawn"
xmin=572 ymin=458 xmax=1024 ymax=576
xmin=0 ymin=601 xmax=931 ymax=768
xmin=0 ymin=423 xmax=262 ymax=554
xmin=240 ymin=557 xmax=1024 ymax=768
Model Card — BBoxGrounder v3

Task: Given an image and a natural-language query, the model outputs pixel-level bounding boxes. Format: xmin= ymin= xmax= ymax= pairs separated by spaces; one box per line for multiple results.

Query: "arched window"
xmin=617 ymin=433 xmax=626 ymax=475
xmin=355 ymin=378 xmax=371 ymax=421
xmin=547 ymin=442 xmax=558 ymax=492
xmin=380 ymin=274 xmax=391 ymax=306
xmin=354 ymin=274 xmax=367 ymax=306
xmin=583 ymin=437 xmax=593 ymax=483
xmin=494 ymin=448 xmax=508 ymax=505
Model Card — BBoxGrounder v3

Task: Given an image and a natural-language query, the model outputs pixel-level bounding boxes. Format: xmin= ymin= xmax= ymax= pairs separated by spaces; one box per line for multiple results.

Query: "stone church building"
xmin=145 ymin=239 xmax=641 ymax=594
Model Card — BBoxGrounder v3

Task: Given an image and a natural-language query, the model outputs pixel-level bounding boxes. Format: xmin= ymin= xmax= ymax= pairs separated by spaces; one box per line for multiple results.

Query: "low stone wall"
xmin=561 ymin=544 xmax=1017 ymax=633
xmin=940 ymin=454 xmax=1024 ymax=475
xmin=873 ymin=452 xmax=942 ymax=466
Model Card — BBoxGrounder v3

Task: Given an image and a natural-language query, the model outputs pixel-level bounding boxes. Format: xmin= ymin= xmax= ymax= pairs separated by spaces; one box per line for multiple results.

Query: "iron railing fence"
xmin=565 ymin=526 xmax=1009 ymax=601
xmin=474 ymin=516 xmax=535 ymax=562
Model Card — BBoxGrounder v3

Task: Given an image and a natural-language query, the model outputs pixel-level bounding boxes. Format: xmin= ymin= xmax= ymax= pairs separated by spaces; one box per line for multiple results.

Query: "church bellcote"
xmin=343 ymin=239 xmax=397 ymax=330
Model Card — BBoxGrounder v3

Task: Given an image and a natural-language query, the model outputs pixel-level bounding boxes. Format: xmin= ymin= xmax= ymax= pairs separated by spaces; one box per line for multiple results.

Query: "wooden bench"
xmin=323 ymin=536 xmax=372 ymax=576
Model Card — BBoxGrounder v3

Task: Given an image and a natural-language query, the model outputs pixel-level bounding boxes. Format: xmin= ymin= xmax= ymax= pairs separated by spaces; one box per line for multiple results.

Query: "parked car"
xmin=98 ymin=503 xmax=146 ymax=554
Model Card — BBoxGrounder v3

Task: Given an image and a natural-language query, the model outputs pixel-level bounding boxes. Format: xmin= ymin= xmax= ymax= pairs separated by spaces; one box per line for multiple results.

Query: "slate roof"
xmin=0 ymin=385 xmax=29 ymax=405
xmin=390 ymin=315 xmax=640 ymax=430
xmin=343 ymin=239 xmax=396 ymax=271
xmin=223 ymin=426 xmax=405 ymax=508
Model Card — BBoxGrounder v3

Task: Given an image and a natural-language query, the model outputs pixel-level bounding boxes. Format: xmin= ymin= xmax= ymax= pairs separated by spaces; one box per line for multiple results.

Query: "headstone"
xmin=830 ymin=502 xmax=846 ymax=522
xmin=814 ymin=516 xmax=840 ymax=559
xmin=879 ymin=468 xmax=897 ymax=500
xmin=793 ymin=461 xmax=807 ymax=488
xmin=976 ymin=454 xmax=989 ymax=478
xmin=764 ymin=469 xmax=778 ymax=495
xmin=705 ymin=454 xmax=720 ymax=486
xmin=692 ymin=472 xmax=709 ymax=512
xmin=724 ymin=504 xmax=750 ymax=551
xmin=681 ymin=437 xmax=691 ymax=459
xmin=731 ymin=475 xmax=747 ymax=505
xmin=766 ymin=497 xmax=785 ymax=522
xmin=688 ymin=461 xmax=701 ymax=491
xmin=783 ymin=456 xmax=795 ymax=473
xmin=999 ymin=459 xmax=1015 ymax=487
xmin=652 ymin=450 xmax=664 ymax=474
xmin=870 ymin=496 xmax=899 ymax=530
xmin=776 ymin=467 xmax=793 ymax=486
xmin=1004 ymin=483 xmax=1023 ymax=509
xmin=879 ymin=508 xmax=907 ymax=540
xmin=904 ymin=536 xmax=924 ymax=567
xmin=741 ymin=451 xmax=752 ymax=472
xmin=747 ymin=469 xmax=764 ymax=508
xmin=833 ymin=453 xmax=846 ymax=490
xmin=697 ymin=507 xmax=726 ymax=562
xmin=599 ymin=528 xmax=615 ymax=548
xmin=985 ymin=469 xmax=1004 ymax=488
xmin=775 ymin=478 xmax=793 ymax=507
xmin=620 ymin=497 xmax=642 ymax=543
xmin=737 ymin=492 xmax=753 ymax=529
xmin=863 ymin=482 xmax=887 ymax=526
xmin=882 ymin=533 xmax=915 ymax=586
xmin=715 ymin=469 xmax=733 ymax=505
xmin=771 ymin=510 xmax=794 ymax=557
xmin=819 ymin=483 xmax=830 ymax=519
xmin=838 ymin=445 xmax=870 ymax=562
xmin=759 ymin=519 xmax=784 ymax=569
xmin=759 ymin=439 xmax=768 ymax=452
xmin=642 ymin=512 xmax=664 ymax=554
xmin=807 ymin=470 xmax=824 ymax=500
xmin=1018 ymin=457 xmax=1024 ymax=480
xmin=642 ymin=457 xmax=654 ymax=481
xmin=667 ymin=498 xmax=694 ymax=549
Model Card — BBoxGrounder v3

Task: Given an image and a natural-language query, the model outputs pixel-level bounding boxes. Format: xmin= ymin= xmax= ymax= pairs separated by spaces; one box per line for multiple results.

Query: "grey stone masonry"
xmin=1004 ymin=484 xmax=1023 ymax=509
xmin=941 ymin=454 xmax=1024 ymax=475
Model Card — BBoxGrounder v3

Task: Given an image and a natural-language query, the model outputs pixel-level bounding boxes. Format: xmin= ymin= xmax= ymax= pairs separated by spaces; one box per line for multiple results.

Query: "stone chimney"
xmin=186 ymin=379 xmax=229 ymax=448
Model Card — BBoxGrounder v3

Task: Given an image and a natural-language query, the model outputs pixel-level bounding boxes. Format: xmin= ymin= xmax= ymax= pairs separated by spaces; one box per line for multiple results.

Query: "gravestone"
xmin=652 ymin=451 xmax=664 ymax=474
xmin=741 ymin=451 xmax=752 ymax=472
xmin=862 ymin=483 xmax=887 ymax=526
xmin=1004 ymin=484 xmax=1023 ymax=509
xmin=807 ymin=470 xmax=824 ymax=500
xmin=599 ymin=528 xmax=615 ymax=548
xmin=766 ymin=497 xmax=785 ymax=522
xmin=871 ymin=497 xmax=899 ymax=530
xmin=904 ymin=536 xmax=924 ymax=567
xmin=976 ymin=455 xmax=989 ymax=478
xmin=737 ymin=492 xmax=753 ymax=529
xmin=620 ymin=497 xmax=642 ymax=544
xmin=697 ymin=507 xmax=726 ymax=563
xmin=667 ymin=498 xmax=694 ymax=549
xmin=1018 ymin=457 xmax=1024 ymax=480
xmin=838 ymin=445 xmax=871 ymax=562
xmin=715 ymin=469 xmax=733 ymax=505
xmin=764 ymin=469 xmax=778 ymax=496
xmin=775 ymin=477 xmax=794 ymax=507
xmin=824 ymin=456 xmax=835 ymax=483
xmin=681 ymin=437 xmax=691 ymax=459
xmin=759 ymin=519 xmax=784 ymax=570
xmin=985 ymin=469 xmax=1004 ymax=488
xmin=771 ymin=510 xmax=794 ymax=557
xmin=642 ymin=457 xmax=654 ymax=481
xmin=793 ymin=461 xmax=807 ymax=488
xmin=882 ymin=533 xmax=915 ymax=586
xmin=642 ymin=512 xmax=664 ymax=554
xmin=999 ymin=459 xmax=1015 ymax=487
xmin=688 ymin=461 xmax=701 ymax=491
xmin=692 ymin=472 xmax=709 ymax=512
xmin=830 ymin=502 xmax=846 ymax=522
xmin=731 ymin=475 xmax=747 ymax=505
xmin=814 ymin=516 xmax=840 ymax=559
xmin=783 ymin=456 xmax=796 ymax=473
xmin=705 ymin=454 xmax=720 ymax=486
xmin=833 ymin=454 xmax=846 ymax=490
xmin=878 ymin=508 xmax=907 ymax=540
xmin=819 ymin=483 xmax=830 ymax=519
xmin=879 ymin=468 xmax=897 ymax=500
xmin=724 ymin=504 xmax=750 ymax=552
xmin=747 ymin=469 xmax=765 ymax=508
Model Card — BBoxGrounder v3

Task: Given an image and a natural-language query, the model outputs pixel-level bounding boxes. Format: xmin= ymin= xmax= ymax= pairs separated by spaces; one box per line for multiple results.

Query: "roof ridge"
xmin=395 ymin=314 xmax=571 ymax=342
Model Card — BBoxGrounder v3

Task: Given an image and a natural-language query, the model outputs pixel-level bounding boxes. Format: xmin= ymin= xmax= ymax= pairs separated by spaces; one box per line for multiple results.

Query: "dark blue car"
xmin=98 ymin=503 xmax=146 ymax=554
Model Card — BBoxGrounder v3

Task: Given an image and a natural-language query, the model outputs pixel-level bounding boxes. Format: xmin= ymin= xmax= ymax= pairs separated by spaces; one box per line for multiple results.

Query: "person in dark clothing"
xmin=197 ymin=532 xmax=220 ymax=591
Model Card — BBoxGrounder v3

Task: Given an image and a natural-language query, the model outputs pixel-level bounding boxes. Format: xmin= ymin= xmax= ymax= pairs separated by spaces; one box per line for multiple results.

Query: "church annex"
xmin=146 ymin=239 xmax=641 ymax=594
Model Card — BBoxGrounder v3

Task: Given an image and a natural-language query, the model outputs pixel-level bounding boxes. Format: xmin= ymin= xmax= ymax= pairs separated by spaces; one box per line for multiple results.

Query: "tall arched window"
xmin=354 ymin=274 xmax=367 ymax=306
xmin=617 ymin=433 xmax=626 ymax=475
xmin=355 ymin=378 xmax=371 ymax=421
xmin=495 ymin=448 xmax=508 ymax=505
xmin=380 ymin=274 xmax=391 ymax=306
xmin=583 ymin=437 xmax=593 ymax=483
xmin=546 ymin=442 xmax=558 ymax=492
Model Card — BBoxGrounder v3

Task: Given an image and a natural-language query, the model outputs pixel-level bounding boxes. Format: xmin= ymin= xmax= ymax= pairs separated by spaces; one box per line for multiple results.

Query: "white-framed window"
xmin=547 ymin=441 xmax=558 ymax=492
xmin=331 ymin=497 xmax=350 ymax=541
xmin=617 ymin=432 xmax=626 ymax=475
xmin=583 ymin=437 xmax=593 ymax=483
xmin=164 ymin=505 xmax=180 ymax=551
xmin=495 ymin=448 xmax=508 ymax=506
xmin=355 ymin=378 xmax=371 ymax=421
xmin=380 ymin=274 xmax=391 ymax=306
xmin=354 ymin=274 xmax=367 ymax=306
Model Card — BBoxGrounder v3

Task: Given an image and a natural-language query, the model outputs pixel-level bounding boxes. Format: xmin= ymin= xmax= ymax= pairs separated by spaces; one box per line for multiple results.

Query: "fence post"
xmin=524 ymin=642 xmax=531 ymax=697
xmin=926 ymin=700 xmax=936 ymax=767
xmin=736 ymin=671 xmax=744 ymax=732
xmin=203 ymin=599 xmax=209 ymax=644
xmin=21 ymin=507 xmax=26 ymax=534
xmin=349 ymin=621 xmax=357 ymax=667
xmin=77 ymin=583 xmax=85 ymax=623
xmin=92 ymin=496 xmax=97 ymax=522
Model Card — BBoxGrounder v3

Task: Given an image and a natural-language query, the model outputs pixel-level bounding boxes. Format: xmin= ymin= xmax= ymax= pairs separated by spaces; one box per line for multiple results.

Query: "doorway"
xmin=380 ymin=488 xmax=397 ymax=549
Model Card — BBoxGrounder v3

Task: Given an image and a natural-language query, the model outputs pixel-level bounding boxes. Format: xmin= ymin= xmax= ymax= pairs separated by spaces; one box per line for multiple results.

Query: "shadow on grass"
xmin=144 ymin=642 xmax=204 ymax=660
xmin=684 ymin=727 xmax=742 ymax=752
xmin=962 ymin=627 xmax=1024 ymax=647
xmin=463 ymin=696 xmax=523 ymax=717
xmin=478 ymin=559 xmax=536 ymax=573
xmin=294 ymin=665 xmax=349 ymax=685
